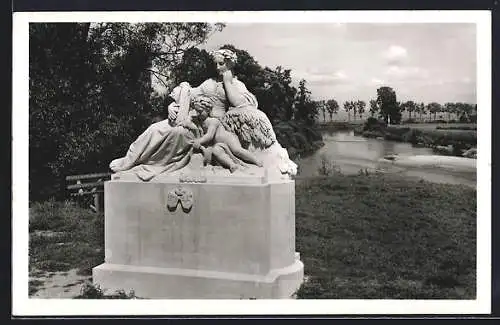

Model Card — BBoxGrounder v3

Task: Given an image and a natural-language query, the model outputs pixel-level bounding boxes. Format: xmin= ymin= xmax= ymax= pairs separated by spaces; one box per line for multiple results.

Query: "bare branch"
xmin=147 ymin=69 xmax=170 ymax=89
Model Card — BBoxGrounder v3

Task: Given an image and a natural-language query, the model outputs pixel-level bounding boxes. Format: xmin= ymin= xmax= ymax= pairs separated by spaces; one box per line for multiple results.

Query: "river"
xmin=296 ymin=130 xmax=477 ymax=188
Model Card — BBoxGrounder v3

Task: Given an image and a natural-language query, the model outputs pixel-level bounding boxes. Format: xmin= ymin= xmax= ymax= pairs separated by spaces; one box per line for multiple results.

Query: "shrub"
xmin=402 ymin=128 xmax=424 ymax=145
xmin=403 ymin=118 xmax=418 ymax=124
xmin=363 ymin=117 xmax=386 ymax=132
xmin=386 ymin=126 xmax=411 ymax=137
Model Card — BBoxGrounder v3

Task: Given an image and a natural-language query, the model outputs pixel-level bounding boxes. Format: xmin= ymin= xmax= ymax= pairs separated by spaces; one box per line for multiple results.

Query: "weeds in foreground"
xmin=74 ymin=283 xmax=140 ymax=299
xmin=317 ymin=154 xmax=342 ymax=176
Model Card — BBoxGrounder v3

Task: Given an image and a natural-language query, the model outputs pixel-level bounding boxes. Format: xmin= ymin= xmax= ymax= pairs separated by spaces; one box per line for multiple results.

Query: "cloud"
xmin=295 ymin=69 xmax=349 ymax=86
xmin=263 ymin=37 xmax=298 ymax=49
xmin=385 ymin=65 xmax=429 ymax=79
xmin=383 ymin=45 xmax=408 ymax=64
xmin=371 ymin=78 xmax=386 ymax=85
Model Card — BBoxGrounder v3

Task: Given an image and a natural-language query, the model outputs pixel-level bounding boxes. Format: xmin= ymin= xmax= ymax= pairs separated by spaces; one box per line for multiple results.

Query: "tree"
xmin=356 ymin=100 xmax=366 ymax=120
xmin=456 ymin=102 xmax=475 ymax=122
xmin=369 ymin=99 xmax=379 ymax=117
xmin=376 ymin=86 xmax=401 ymax=124
xmin=294 ymin=79 xmax=318 ymax=125
xmin=317 ymin=100 xmax=327 ymax=122
xmin=29 ymin=23 xmax=225 ymax=200
xmin=426 ymin=102 xmax=442 ymax=121
xmin=352 ymin=101 xmax=358 ymax=121
xmin=343 ymin=101 xmax=353 ymax=122
xmin=417 ymin=102 xmax=426 ymax=122
xmin=401 ymin=100 xmax=417 ymax=120
xmin=444 ymin=102 xmax=457 ymax=121
xmin=326 ymin=99 xmax=339 ymax=121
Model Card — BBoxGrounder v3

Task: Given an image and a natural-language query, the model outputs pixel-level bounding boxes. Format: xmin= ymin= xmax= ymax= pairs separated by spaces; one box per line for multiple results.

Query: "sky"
xmin=199 ymin=23 xmax=476 ymax=105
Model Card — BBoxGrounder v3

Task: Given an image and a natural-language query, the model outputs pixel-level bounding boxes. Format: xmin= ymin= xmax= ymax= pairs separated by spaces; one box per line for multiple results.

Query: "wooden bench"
xmin=66 ymin=172 xmax=112 ymax=212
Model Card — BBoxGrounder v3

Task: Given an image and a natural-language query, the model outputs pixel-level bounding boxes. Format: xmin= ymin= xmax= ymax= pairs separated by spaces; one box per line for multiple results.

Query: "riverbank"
xmin=274 ymin=121 xmax=325 ymax=159
xmin=28 ymin=173 xmax=476 ymax=299
xmin=355 ymin=120 xmax=477 ymax=158
xmin=317 ymin=121 xmax=363 ymax=132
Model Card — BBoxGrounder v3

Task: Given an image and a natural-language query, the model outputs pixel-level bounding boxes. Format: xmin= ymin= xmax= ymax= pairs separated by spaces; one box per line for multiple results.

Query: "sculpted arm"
xmin=222 ymin=72 xmax=248 ymax=107
xmin=197 ymin=119 xmax=219 ymax=145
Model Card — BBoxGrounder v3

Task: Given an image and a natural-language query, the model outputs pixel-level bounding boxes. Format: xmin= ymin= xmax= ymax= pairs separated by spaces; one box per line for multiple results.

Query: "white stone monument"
xmin=93 ymin=164 xmax=303 ymax=299
xmin=94 ymin=48 xmax=304 ymax=298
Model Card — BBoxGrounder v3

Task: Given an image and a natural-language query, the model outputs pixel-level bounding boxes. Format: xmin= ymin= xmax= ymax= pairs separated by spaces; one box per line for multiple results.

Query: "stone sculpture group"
xmin=109 ymin=48 xmax=297 ymax=182
xmin=93 ymin=48 xmax=304 ymax=299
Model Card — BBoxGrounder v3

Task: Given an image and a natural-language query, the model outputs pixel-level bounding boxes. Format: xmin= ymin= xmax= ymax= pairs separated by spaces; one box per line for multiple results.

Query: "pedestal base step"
xmin=93 ymin=257 xmax=304 ymax=299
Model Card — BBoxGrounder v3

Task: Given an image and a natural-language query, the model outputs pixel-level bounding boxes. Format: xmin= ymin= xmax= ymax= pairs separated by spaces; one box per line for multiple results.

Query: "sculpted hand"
xmin=180 ymin=119 xmax=198 ymax=131
xmin=191 ymin=140 xmax=202 ymax=150
xmin=168 ymin=102 xmax=179 ymax=121
xmin=222 ymin=70 xmax=233 ymax=83
xmin=196 ymin=98 xmax=213 ymax=110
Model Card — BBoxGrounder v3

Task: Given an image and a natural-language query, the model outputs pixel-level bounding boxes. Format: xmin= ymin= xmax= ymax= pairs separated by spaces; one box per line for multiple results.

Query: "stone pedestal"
xmin=92 ymin=173 xmax=304 ymax=299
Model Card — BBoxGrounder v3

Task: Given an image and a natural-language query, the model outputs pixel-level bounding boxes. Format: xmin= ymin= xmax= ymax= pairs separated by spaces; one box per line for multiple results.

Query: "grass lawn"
xmin=294 ymin=174 xmax=476 ymax=299
xmin=28 ymin=173 xmax=476 ymax=299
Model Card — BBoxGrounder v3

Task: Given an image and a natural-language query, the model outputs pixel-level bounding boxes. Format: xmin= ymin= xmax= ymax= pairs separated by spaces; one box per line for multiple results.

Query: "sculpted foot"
xmin=110 ymin=158 xmax=131 ymax=172
xmin=229 ymin=164 xmax=239 ymax=173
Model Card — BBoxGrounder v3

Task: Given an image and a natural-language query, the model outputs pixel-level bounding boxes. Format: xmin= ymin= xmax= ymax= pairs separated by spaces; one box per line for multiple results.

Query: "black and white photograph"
xmin=12 ymin=10 xmax=491 ymax=315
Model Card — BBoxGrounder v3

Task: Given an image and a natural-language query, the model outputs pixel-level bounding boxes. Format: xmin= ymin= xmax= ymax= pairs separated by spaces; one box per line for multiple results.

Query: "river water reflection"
xmin=296 ymin=130 xmax=476 ymax=187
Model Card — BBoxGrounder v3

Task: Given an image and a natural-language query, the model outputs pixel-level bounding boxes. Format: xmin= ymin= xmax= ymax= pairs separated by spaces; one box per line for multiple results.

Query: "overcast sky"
xmin=200 ymin=23 xmax=476 ymax=105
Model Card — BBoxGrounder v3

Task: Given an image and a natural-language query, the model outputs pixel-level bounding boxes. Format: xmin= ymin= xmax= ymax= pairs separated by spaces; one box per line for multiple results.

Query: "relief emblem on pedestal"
xmin=166 ymin=187 xmax=194 ymax=213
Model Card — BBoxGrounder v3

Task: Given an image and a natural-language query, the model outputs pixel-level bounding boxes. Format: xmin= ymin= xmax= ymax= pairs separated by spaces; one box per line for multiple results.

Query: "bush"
xmin=275 ymin=121 xmax=325 ymax=159
xmin=402 ymin=128 xmax=424 ymax=145
xmin=363 ymin=117 xmax=386 ymax=132
xmin=386 ymin=126 xmax=410 ymax=136
xmin=403 ymin=118 xmax=418 ymax=124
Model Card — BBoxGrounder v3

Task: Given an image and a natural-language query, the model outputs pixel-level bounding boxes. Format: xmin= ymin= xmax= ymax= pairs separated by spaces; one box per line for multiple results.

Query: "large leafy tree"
xmin=326 ymin=99 xmax=339 ymax=121
xmin=376 ymin=86 xmax=401 ymax=124
xmin=426 ymin=102 xmax=442 ymax=121
xmin=29 ymin=23 xmax=224 ymax=200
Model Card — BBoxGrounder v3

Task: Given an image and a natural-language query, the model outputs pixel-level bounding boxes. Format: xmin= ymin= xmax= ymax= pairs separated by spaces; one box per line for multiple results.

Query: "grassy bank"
xmin=29 ymin=173 xmax=476 ymax=299
xmin=317 ymin=121 xmax=364 ymax=132
xmin=356 ymin=120 xmax=477 ymax=157
xmin=294 ymin=174 xmax=476 ymax=299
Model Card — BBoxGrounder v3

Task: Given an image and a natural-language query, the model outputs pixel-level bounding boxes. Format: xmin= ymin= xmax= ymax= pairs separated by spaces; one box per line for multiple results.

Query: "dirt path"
xmin=29 ymin=268 xmax=91 ymax=299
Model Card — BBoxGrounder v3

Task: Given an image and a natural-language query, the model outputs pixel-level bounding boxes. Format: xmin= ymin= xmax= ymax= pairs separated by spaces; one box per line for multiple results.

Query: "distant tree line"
xmin=316 ymin=86 xmax=477 ymax=124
